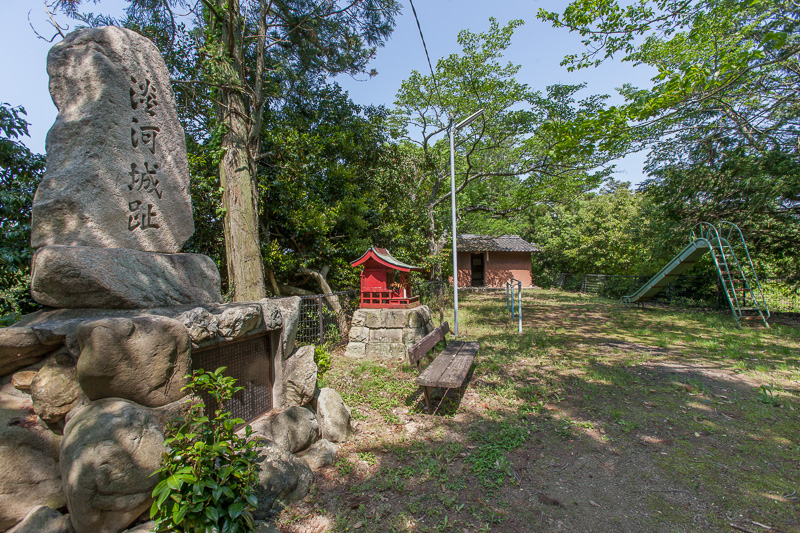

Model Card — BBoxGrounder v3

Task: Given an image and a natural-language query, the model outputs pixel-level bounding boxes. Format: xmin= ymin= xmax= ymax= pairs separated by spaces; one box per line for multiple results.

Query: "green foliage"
xmin=342 ymin=361 xmax=417 ymax=423
xmin=540 ymin=0 xmax=800 ymax=282
xmin=392 ymin=18 xmax=621 ymax=275
xmin=314 ymin=345 xmax=332 ymax=387
xmin=183 ymin=137 xmax=229 ymax=290
xmin=257 ymin=80 xmax=410 ymax=291
xmin=641 ymin=147 xmax=800 ymax=282
xmin=0 ymin=103 xmax=44 ymax=323
xmin=466 ymin=420 xmax=531 ymax=489
xmin=528 ymin=181 xmax=679 ymax=278
xmin=150 ymin=367 xmax=260 ymax=533
xmin=758 ymin=383 xmax=781 ymax=406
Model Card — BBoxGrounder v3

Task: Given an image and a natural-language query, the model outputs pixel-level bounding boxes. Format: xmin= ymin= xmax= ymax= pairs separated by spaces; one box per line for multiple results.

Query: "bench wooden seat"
xmin=408 ymin=322 xmax=479 ymax=411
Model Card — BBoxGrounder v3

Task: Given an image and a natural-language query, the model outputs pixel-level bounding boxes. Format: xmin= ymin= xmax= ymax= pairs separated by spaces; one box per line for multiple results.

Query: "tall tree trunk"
xmin=219 ymin=132 xmax=266 ymax=301
xmin=216 ymin=0 xmax=266 ymax=302
xmin=426 ymin=204 xmax=442 ymax=281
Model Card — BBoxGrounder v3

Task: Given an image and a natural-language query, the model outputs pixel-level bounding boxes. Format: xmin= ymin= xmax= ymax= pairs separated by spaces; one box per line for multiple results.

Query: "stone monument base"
xmin=344 ymin=305 xmax=435 ymax=359
xmin=31 ymin=245 xmax=223 ymax=309
xmin=0 ymin=296 xmax=352 ymax=531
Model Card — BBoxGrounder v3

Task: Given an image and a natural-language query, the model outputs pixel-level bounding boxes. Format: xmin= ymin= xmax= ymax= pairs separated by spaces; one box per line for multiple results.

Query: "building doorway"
xmin=471 ymin=253 xmax=485 ymax=286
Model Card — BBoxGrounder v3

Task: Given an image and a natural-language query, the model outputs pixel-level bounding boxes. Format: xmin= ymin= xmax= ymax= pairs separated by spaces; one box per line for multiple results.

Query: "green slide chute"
xmin=622 ymin=222 xmax=770 ymax=328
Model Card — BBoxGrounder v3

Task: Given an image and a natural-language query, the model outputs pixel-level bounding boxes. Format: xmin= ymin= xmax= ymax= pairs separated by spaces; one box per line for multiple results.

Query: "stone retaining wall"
xmin=344 ymin=305 xmax=435 ymax=359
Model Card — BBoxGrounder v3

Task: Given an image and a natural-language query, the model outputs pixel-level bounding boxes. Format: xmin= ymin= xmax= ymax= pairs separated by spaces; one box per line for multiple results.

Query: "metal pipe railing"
xmin=506 ymin=279 xmax=522 ymax=333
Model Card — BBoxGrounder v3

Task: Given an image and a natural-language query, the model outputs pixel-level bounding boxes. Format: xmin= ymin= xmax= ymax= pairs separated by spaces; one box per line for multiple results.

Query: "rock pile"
xmin=345 ymin=305 xmax=434 ymax=358
xmin=0 ymin=297 xmax=350 ymax=532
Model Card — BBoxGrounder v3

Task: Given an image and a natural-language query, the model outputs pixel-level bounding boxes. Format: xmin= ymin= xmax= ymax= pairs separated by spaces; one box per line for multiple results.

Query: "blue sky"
xmin=1 ymin=0 xmax=656 ymax=184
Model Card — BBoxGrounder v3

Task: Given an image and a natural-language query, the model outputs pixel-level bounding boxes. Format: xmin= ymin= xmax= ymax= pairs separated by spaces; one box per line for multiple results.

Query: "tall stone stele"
xmin=30 ymin=26 xmax=221 ymax=309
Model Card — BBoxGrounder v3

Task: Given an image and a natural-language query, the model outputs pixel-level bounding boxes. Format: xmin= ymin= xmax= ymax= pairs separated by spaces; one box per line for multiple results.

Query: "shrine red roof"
xmin=350 ymin=247 xmax=423 ymax=272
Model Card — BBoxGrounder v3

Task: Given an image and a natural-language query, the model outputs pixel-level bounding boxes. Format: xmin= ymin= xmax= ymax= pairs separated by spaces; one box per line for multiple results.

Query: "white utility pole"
xmin=449 ymin=108 xmax=483 ymax=336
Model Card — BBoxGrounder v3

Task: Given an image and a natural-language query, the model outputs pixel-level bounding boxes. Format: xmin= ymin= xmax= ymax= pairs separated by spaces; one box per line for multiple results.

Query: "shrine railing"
xmin=360 ymin=289 xmax=420 ymax=309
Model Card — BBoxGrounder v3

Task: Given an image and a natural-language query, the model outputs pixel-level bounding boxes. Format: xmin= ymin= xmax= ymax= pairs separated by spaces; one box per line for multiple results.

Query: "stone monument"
xmin=30 ymin=26 xmax=221 ymax=309
xmin=0 ymin=27 xmax=352 ymax=532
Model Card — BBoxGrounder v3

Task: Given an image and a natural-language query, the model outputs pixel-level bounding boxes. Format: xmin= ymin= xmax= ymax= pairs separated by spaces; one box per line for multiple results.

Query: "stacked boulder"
xmin=247 ymin=344 xmax=350 ymax=520
xmin=0 ymin=297 xmax=351 ymax=532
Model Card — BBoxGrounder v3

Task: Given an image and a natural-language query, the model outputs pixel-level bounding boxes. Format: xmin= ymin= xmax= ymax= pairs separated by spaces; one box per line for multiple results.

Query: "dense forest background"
xmin=2 ymin=0 xmax=798 ymax=319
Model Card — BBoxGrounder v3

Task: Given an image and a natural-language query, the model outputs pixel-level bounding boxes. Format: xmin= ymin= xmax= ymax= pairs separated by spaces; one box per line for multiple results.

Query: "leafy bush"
xmin=314 ymin=345 xmax=332 ymax=387
xmin=150 ymin=367 xmax=260 ymax=532
xmin=0 ymin=103 xmax=44 ymax=323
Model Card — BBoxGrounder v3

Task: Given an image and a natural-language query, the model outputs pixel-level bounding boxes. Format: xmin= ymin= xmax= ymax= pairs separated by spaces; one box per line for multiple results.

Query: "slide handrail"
xmin=718 ymin=221 xmax=770 ymax=320
xmin=691 ymin=222 xmax=741 ymax=313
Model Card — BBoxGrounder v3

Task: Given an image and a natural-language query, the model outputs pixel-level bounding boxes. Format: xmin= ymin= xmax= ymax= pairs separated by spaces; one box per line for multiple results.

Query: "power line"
xmin=407 ymin=0 xmax=445 ymax=112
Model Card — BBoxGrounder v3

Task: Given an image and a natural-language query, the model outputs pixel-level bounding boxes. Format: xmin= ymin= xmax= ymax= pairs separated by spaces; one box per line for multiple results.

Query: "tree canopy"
xmin=0 ymin=104 xmax=44 ymax=320
xmin=539 ymin=0 xmax=800 ymax=281
xmin=391 ymin=18 xmax=622 ymax=277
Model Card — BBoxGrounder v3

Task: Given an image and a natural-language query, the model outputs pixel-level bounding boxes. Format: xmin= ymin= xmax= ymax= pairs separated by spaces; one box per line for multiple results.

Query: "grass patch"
xmin=279 ymin=290 xmax=800 ymax=533
xmin=466 ymin=418 xmax=532 ymax=488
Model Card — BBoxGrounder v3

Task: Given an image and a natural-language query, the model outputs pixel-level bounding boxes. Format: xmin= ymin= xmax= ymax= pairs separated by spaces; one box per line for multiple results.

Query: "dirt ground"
xmin=274 ymin=290 xmax=800 ymax=532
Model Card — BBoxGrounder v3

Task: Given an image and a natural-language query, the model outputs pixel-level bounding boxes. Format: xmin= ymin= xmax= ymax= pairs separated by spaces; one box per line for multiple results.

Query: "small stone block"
xmin=402 ymin=327 xmax=428 ymax=347
xmin=406 ymin=308 xmax=424 ymax=328
xmin=365 ymin=343 xmax=390 ymax=359
xmin=344 ymin=342 xmax=366 ymax=358
xmin=348 ymin=326 xmax=369 ymax=343
xmin=350 ymin=310 xmax=367 ymax=327
xmin=387 ymin=343 xmax=408 ymax=359
xmin=369 ymin=328 xmax=403 ymax=344
xmin=380 ymin=309 xmax=406 ymax=328
xmin=11 ymin=371 xmax=38 ymax=393
xmin=420 ymin=305 xmax=432 ymax=322
xmin=363 ymin=309 xmax=381 ymax=329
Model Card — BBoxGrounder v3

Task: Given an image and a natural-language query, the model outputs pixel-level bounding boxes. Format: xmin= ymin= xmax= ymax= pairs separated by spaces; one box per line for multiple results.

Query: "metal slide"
xmin=621 ymin=222 xmax=770 ymax=328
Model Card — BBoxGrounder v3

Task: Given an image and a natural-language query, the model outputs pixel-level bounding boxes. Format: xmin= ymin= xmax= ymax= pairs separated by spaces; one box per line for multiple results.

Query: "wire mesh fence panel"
xmin=546 ymin=272 xmax=721 ymax=307
xmin=582 ymin=274 xmax=608 ymax=296
xmin=191 ymin=333 xmax=272 ymax=424
xmin=295 ymin=290 xmax=359 ymax=347
xmin=414 ymin=280 xmax=451 ymax=308
xmin=413 ymin=280 xmax=451 ymax=323
xmin=598 ymin=275 xmax=650 ymax=299
xmin=549 ymin=273 xmax=584 ymax=292
xmin=760 ymin=279 xmax=800 ymax=313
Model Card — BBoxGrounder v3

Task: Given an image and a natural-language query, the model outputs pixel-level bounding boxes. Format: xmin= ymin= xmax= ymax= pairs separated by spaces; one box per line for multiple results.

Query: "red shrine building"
xmin=350 ymin=247 xmax=424 ymax=309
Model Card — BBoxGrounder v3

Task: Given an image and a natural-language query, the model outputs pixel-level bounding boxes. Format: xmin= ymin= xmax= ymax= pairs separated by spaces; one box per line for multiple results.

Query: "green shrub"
xmin=314 ymin=345 xmax=332 ymax=386
xmin=150 ymin=367 xmax=260 ymax=532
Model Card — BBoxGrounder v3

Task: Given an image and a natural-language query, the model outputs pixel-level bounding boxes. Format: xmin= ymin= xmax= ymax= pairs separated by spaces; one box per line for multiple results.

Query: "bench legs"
xmin=421 ymin=382 xmax=471 ymax=412
xmin=422 ymin=386 xmax=432 ymax=412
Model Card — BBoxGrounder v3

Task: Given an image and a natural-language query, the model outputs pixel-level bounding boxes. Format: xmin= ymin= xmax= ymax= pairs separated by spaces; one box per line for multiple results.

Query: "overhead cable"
xmin=407 ymin=0 xmax=446 ymax=112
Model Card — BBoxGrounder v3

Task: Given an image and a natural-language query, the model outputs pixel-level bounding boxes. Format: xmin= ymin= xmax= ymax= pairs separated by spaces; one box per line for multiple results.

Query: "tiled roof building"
xmin=455 ymin=234 xmax=538 ymax=287
xmin=457 ymin=234 xmax=539 ymax=253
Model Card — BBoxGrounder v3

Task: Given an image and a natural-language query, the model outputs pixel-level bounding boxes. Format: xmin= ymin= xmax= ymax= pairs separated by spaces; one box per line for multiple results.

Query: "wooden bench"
xmin=407 ymin=322 xmax=479 ymax=411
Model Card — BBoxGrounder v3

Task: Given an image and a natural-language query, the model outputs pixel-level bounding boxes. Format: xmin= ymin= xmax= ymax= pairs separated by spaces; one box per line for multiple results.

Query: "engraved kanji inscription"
xmin=128 ymin=200 xmax=160 ymax=231
xmin=127 ymin=162 xmax=162 ymax=198
xmin=130 ymin=75 xmax=157 ymax=116
xmin=131 ymin=117 xmax=160 ymax=154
